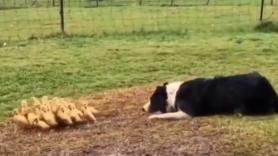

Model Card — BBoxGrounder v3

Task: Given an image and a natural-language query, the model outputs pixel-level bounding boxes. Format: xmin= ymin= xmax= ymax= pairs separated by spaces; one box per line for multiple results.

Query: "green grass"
xmin=1 ymin=32 xmax=278 ymax=120
xmin=255 ymin=21 xmax=278 ymax=33
xmin=1 ymin=3 xmax=276 ymax=41
xmin=203 ymin=115 xmax=278 ymax=154
xmin=1 ymin=1 xmax=278 ymax=151
xmin=0 ymin=0 xmax=263 ymax=8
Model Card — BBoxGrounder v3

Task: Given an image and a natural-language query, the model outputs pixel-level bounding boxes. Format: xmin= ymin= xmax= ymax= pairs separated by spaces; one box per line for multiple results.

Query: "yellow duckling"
xmin=80 ymin=106 xmax=96 ymax=122
xmin=34 ymin=118 xmax=50 ymax=130
xmin=41 ymin=96 xmax=49 ymax=104
xmin=36 ymin=105 xmax=45 ymax=114
xmin=52 ymin=97 xmax=61 ymax=103
xmin=12 ymin=114 xmax=29 ymax=127
xmin=79 ymin=100 xmax=89 ymax=107
xmin=79 ymin=101 xmax=99 ymax=114
xmin=11 ymin=108 xmax=19 ymax=116
xmin=31 ymin=108 xmax=42 ymax=120
xmin=18 ymin=100 xmax=30 ymax=115
xmin=27 ymin=112 xmax=38 ymax=126
xmin=66 ymin=101 xmax=75 ymax=108
xmin=67 ymin=104 xmax=83 ymax=123
xmin=21 ymin=99 xmax=28 ymax=106
xmin=41 ymin=106 xmax=58 ymax=127
xmin=56 ymin=106 xmax=73 ymax=125
xmin=44 ymin=98 xmax=57 ymax=113
xmin=31 ymin=97 xmax=41 ymax=106
xmin=87 ymin=106 xmax=99 ymax=115
xmin=51 ymin=97 xmax=64 ymax=111
xmin=50 ymin=104 xmax=59 ymax=113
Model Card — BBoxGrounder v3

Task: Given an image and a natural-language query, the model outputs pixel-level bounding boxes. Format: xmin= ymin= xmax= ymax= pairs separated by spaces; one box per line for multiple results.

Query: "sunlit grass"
xmin=1 ymin=4 xmax=273 ymax=41
xmin=1 ymin=32 xmax=278 ymax=120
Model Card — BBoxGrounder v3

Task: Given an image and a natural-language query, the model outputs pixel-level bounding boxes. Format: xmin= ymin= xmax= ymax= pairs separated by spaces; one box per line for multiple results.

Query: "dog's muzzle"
xmin=142 ymin=101 xmax=150 ymax=112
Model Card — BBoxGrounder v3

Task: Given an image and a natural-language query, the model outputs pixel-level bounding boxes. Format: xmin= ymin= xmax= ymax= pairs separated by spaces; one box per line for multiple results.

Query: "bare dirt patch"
xmin=1 ymin=85 xmax=278 ymax=156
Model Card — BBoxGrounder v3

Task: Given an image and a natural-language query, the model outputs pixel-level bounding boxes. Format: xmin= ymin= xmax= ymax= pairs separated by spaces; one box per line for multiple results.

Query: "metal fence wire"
xmin=0 ymin=0 xmax=277 ymax=41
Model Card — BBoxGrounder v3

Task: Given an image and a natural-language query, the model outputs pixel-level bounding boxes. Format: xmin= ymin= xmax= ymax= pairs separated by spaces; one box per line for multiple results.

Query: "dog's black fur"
xmin=149 ymin=72 xmax=278 ymax=117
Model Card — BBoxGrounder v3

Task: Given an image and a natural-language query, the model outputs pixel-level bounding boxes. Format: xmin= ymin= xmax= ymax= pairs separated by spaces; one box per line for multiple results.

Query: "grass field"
xmin=2 ymin=2 xmax=278 ymax=120
xmin=0 ymin=2 xmax=277 ymax=119
xmin=0 ymin=0 xmax=276 ymax=41
xmin=2 ymin=83 xmax=278 ymax=155
xmin=1 ymin=32 xmax=278 ymax=120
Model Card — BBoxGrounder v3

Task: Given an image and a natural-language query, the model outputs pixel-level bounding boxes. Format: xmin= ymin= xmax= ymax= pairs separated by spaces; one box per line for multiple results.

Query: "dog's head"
xmin=143 ymin=82 xmax=182 ymax=113
xmin=143 ymin=83 xmax=168 ymax=113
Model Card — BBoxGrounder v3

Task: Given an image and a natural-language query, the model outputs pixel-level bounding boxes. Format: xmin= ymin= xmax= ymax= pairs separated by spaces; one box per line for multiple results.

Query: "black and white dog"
xmin=143 ymin=72 xmax=278 ymax=120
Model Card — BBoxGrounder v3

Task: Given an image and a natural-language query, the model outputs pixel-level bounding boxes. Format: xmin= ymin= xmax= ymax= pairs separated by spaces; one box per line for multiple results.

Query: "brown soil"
xmin=0 ymin=85 xmax=277 ymax=156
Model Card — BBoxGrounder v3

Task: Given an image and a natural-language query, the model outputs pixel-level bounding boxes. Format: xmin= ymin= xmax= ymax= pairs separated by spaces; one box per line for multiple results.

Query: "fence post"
xmin=96 ymin=0 xmax=99 ymax=7
xmin=170 ymin=0 xmax=174 ymax=6
xmin=139 ymin=0 xmax=142 ymax=6
xmin=59 ymin=0 xmax=65 ymax=33
xmin=206 ymin=0 xmax=210 ymax=5
xmin=260 ymin=0 xmax=265 ymax=21
xmin=270 ymin=0 xmax=273 ymax=5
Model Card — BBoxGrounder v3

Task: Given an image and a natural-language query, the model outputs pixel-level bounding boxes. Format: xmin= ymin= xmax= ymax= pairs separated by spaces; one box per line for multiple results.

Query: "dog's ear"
xmin=156 ymin=86 xmax=163 ymax=90
xmin=163 ymin=82 xmax=168 ymax=86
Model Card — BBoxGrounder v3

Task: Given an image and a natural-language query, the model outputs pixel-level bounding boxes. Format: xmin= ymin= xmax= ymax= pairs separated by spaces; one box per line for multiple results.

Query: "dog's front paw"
xmin=148 ymin=114 xmax=160 ymax=120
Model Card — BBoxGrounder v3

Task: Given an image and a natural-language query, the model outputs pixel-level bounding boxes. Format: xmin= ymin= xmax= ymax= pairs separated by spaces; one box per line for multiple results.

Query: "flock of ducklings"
xmin=11 ymin=96 xmax=99 ymax=130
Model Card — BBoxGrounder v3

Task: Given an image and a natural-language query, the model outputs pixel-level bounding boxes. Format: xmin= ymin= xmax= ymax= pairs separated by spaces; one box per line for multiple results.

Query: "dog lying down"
xmin=143 ymin=72 xmax=278 ymax=120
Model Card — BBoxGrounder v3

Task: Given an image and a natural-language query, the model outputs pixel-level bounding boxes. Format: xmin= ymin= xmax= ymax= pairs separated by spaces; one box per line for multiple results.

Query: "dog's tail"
xmin=259 ymin=76 xmax=278 ymax=113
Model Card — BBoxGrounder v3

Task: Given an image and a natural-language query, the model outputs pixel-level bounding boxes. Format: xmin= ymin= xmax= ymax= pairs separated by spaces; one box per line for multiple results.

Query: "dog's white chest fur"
xmin=166 ymin=81 xmax=183 ymax=111
xmin=145 ymin=81 xmax=191 ymax=120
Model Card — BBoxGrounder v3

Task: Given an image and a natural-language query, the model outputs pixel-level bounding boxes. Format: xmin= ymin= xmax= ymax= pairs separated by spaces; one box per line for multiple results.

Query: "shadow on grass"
xmin=255 ymin=21 xmax=278 ymax=33
xmin=27 ymin=29 xmax=190 ymax=41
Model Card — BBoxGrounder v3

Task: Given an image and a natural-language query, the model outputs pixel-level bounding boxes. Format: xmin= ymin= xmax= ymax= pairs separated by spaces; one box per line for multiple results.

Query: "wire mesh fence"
xmin=0 ymin=0 xmax=277 ymax=41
